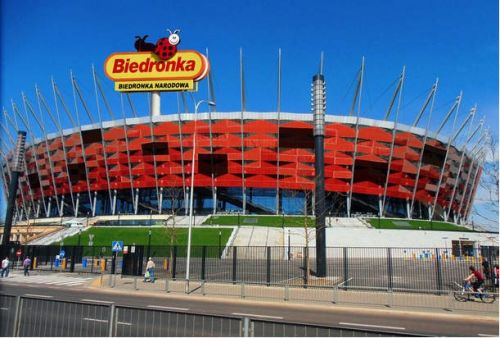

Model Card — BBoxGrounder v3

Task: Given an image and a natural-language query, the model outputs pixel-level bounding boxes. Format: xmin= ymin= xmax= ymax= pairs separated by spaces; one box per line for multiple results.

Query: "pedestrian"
xmin=23 ymin=256 xmax=32 ymax=276
xmin=143 ymin=257 xmax=155 ymax=283
xmin=481 ymin=257 xmax=491 ymax=280
xmin=1 ymin=257 xmax=9 ymax=278
xmin=494 ymin=264 xmax=499 ymax=288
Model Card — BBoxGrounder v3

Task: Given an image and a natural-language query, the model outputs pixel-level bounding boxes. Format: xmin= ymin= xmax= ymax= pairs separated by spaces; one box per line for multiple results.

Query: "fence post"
xmin=172 ymin=246 xmax=177 ymax=279
xmin=201 ymin=246 xmax=207 ymax=281
xmin=435 ymin=248 xmax=443 ymax=293
xmin=303 ymin=247 xmax=308 ymax=288
xmin=242 ymin=317 xmax=250 ymax=337
xmin=91 ymin=246 xmax=95 ymax=273
xmin=232 ymin=247 xmax=238 ymax=284
xmin=343 ymin=247 xmax=348 ymax=290
xmin=108 ymin=304 xmax=115 ymax=337
xmin=332 ymin=285 xmax=338 ymax=304
xmin=13 ymin=296 xmax=22 ymax=337
xmin=70 ymin=246 xmax=76 ymax=273
xmin=387 ymin=248 xmax=393 ymax=291
xmin=266 ymin=247 xmax=271 ymax=286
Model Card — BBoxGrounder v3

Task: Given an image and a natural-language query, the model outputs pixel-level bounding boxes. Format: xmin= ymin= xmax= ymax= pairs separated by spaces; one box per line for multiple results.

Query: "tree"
xmin=163 ymin=187 xmax=184 ymax=273
xmin=472 ymin=136 xmax=499 ymax=230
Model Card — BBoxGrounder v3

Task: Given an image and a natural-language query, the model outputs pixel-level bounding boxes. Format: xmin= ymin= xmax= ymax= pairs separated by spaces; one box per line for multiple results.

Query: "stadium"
xmin=0 ymin=70 xmax=484 ymax=226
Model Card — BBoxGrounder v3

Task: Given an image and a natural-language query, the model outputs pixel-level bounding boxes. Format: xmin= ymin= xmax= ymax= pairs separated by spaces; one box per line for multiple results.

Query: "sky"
xmin=0 ymin=0 xmax=498 ymax=229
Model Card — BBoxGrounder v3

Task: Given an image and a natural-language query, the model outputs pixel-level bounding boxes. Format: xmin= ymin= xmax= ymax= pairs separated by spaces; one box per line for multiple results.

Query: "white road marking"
xmin=83 ymin=317 xmax=108 ymax=323
xmin=0 ymin=307 xmax=8 ymax=311
xmin=478 ymin=334 xmax=497 ymax=337
xmin=80 ymin=299 xmax=114 ymax=304
xmin=117 ymin=322 xmax=132 ymax=326
xmin=339 ymin=322 xmax=405 ymax=331
xmin=147 ymin=305 xmax=189 ymax=311
xmin=63 ymin=282 xmax=86 ymax=286
xmin=232 ymin=312 xmax=284 ymax=320
xmin=23 ymin=294 xmax=53 ymax=299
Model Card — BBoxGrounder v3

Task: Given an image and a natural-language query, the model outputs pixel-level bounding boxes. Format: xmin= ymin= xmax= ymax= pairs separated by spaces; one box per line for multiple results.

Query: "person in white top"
xmin=144 ymin=257 xmax=155 ymax=283
xmin=1 ymin=257 xmax=10 ymax=278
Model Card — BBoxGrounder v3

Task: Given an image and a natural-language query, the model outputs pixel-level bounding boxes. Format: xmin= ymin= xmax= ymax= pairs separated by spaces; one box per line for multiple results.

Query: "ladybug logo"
xmin=155 ymin=29 xmax=181 ymax=60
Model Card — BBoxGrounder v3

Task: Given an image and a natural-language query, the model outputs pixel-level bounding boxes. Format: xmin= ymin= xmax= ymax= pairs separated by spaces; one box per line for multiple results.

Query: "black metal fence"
xmin=2 ymin=244 xmax=498 ymax=292
xmin=0 ymin=295 xmax=411 ymax=337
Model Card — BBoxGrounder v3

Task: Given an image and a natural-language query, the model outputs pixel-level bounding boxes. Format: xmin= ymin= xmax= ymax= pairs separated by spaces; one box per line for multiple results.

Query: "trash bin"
xmin=82 ymin=258 xmax=88 ymax=268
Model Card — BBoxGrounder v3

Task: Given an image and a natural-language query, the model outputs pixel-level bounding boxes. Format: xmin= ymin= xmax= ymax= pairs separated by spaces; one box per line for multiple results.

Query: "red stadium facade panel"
xmin=3 ymin=113 xmax=481 ymax=221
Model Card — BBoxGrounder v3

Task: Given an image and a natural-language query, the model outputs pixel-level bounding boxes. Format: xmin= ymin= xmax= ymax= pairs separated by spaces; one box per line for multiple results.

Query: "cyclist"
xmin=464 ymin=265 xmax=484 ymax=294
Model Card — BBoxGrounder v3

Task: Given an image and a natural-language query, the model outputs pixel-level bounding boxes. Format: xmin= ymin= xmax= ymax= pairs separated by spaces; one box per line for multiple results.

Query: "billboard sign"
xmin=104 ymin=30 xmax=209 ymax=92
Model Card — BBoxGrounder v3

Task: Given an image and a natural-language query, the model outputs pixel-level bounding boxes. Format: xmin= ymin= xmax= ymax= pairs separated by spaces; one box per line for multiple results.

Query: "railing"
xmin=99 ymin=275 xmax=498 ymax=314
xmin=3 ymin=245 xmax=499 ymax=293
xmin=0 ymin=294 xmax=414 ymax=337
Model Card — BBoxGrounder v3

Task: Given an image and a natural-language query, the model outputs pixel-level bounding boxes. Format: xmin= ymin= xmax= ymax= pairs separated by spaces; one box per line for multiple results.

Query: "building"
xmin=1 ymin=105 xmax=484 ymax=223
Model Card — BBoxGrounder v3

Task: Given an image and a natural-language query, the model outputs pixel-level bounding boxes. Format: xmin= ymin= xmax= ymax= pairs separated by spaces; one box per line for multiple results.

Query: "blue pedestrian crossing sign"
xmin=112 ymin=241 xmax=124 ymax=252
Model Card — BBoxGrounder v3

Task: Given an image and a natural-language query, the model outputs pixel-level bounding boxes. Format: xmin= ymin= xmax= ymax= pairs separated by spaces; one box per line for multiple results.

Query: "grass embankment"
xmin=56 ymin=227 xmax=233 ymax=247
xmin=203 ymin=215 xmax=313 ymax=227
xmin=367 ymin=218 xmax=472 ymax=232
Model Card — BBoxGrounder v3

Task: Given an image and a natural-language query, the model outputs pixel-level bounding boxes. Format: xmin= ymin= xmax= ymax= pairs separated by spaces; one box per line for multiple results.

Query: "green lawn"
xmin=55 ymin=227 xmax=233 ymax=247
xmin=203 ymin=215 xmax=314 ymax=227
xmin=367 ymin=218 xmax=472 ymax=232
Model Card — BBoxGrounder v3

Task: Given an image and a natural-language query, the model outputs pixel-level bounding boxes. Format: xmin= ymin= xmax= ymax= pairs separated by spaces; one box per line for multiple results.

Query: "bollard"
xmin=33 ymin=257 xmax=37 ymax=269
xmin=165 ymin=278 xmax=169 ymax=293
xmin=201 ymin=280 xmax=206 ymax=296
xmin=387 ymin=291 xmax=394 ymax=307
xmin=62 ymin=258 xmax=67 ymax=270
xmin=332 ymin=285 xmax=338 ymax=304
xmin=134 ymin=277 xmax=138 ymax=290
xmin=284 ymin=284 xmax=289 ymax=301
xmin=241 ymin=282 xmax=245 ymax=299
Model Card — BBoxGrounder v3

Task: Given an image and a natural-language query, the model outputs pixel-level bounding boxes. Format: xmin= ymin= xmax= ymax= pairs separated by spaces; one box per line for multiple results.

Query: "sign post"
xmin=111 ymin=241 xmax=123 ymax=274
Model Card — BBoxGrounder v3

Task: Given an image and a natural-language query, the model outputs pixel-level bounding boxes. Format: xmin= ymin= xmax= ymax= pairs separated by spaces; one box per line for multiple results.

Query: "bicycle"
xmin=453 ymin=281 xmax=497 ymax=303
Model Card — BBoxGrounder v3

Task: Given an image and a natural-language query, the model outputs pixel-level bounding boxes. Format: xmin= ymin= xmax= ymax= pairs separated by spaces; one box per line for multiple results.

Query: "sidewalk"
xmin=89 ymin=274 xmax=499 ymax=318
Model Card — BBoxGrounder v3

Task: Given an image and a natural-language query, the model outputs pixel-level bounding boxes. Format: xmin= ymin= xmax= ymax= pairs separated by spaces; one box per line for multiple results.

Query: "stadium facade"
xmin=0 ymin=102 xmax=484 ymax=224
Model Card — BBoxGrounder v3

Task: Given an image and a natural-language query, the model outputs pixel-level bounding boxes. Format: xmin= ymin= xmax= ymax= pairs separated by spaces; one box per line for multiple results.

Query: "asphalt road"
xmin=0 ymin=282 xmax=498 ymax=337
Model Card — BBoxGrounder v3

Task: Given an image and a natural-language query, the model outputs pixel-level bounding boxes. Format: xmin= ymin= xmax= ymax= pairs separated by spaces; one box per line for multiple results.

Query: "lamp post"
xmin=185 ymin=99 xmax=216 ymax=292
xmin=147 ymin=229 xmax=152 ymax=259
xmin=218 ymin=229 xmax=222 ymax=259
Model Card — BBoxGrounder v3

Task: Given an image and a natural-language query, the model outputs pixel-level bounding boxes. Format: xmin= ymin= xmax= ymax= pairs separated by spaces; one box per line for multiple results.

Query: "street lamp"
xmin=147 ymin=229 xmax=152 ymax=259
xmin=186 ymin=99 xmax=216 ymax=292
xmin=218 ymin=229 xmax=222 ymax=259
